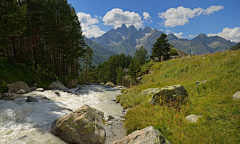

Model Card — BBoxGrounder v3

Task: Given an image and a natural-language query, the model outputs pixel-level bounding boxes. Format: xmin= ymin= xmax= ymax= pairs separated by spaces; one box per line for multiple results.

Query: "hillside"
xmin=85 ymin=38 xmax=116 ymax=66
xmin=230 ymin=42 xmax=240 ymax=50
xmin=117 ymin=50 xmax=240 ymax=143
xmin=91 ymin=24 xmax=235 ymax=56
xmin=0 ymin=61 xmax=53 ymax=92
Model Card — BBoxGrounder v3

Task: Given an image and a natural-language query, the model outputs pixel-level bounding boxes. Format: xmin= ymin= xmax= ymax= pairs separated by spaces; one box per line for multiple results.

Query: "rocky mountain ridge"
xmin=90 ymin=24 xmax=235 ymax=56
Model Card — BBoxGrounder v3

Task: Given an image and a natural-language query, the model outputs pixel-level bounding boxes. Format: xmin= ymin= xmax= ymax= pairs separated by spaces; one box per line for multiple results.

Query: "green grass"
xmin=117 ymin=50 xmax=240 ymax=143
xmin=0 ymin=61 xmax=53 ymax=92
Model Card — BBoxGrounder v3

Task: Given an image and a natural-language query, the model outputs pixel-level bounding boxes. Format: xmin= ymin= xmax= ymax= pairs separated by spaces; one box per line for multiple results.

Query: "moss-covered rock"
xmin=147 ymin=85 xmax=188 ymax=105
xmin=51 ymin=104 xmax=106 ymax=144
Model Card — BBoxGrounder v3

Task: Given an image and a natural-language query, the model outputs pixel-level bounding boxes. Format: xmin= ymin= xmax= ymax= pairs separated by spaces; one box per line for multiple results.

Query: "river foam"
xmin=0 ymin=84 xmax=123 ymax=144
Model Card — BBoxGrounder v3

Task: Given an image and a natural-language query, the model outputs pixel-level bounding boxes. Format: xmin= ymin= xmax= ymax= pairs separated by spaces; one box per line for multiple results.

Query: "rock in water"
xmin=26 ymin=96 xmax=38 ymax=102
xmin=55 ymin=91 xmax=60 ymax=97
xmin=51 ymin=104 xmax=106 ymax=144
xmin=49 ymin=81 xmax=67 ymax=90
xmin=148 ymin=85 xmax=188 ymax=105
xmin=233 ymin=91 xmax=240 ymax=100
xmin=112 ymin=126 xmax=171 ymax=144
xmin=67 ymin=79 xmax=78 ymax=88
xmin=17 ymin=89 xmax=25 ymax=94
xmin=105 ymin=82 xmax=115 ymax=87
xmin=6 ymin=81 xmax=30 ymax=92
xmin=36 ymin=88 xmax=44 ymax=92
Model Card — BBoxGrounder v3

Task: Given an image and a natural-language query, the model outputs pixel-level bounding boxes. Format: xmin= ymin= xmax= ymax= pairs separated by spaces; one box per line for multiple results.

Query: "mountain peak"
xmin=143 ymin=26 xmax=153 ymax=33
xmin=121 ymin=23 xmax=127 ymax=29
xmin=167 ymin=33 xmax=178 ymax=40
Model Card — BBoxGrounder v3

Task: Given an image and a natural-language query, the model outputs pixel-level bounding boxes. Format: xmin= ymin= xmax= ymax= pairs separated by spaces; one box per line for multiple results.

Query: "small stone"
xmin=36 ymin=88 xmax=44 ymax=92
xmin=202 ymin=57 xmax=206 ymax=59
xmin=30 ymin=87 xmax=37 ymax=91
xmin=3 ymin=92 xmax=12 ymax=97
xmin=26 ymin=96 xmax=38 ymax=102
xmin=233 ymin=91 xmax=240 ymax=100
xmin=186 ymin=114 xmax=202 ymax=123
xmin=17 ymin=89 xmax=25 ymax=94
xmin=55 ymin=91 xmax=60 ymax=97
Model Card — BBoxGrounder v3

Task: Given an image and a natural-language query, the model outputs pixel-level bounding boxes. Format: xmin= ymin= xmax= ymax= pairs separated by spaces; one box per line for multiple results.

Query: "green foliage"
xmin=230 ymin=42 xmax=240 ymax=50
xmin=151 ymin=33 xmax=171 ymax=61
xmin=0 ymin=0 xmax=86 ymax=80
xmin=116 ymin=66 xmax=124 ymax=85
xmin=134 ymin=46 xmax=148 ymax=65
xmin=169 ymin=48 xmax=178 ymax=56
xmin=0 ymin=60 xmax=53 ymax=92
xmin=129 ymin=60 xmax=141 ymax=81
xmin=88 ymin=54 xmax=133 ymax=84
xmin=118 ymin=50 xmax=240 ymax=143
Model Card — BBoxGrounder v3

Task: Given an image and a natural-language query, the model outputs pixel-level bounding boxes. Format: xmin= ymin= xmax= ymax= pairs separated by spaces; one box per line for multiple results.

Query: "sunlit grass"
xmin=117 ymin=50 xmax=240 ymax=143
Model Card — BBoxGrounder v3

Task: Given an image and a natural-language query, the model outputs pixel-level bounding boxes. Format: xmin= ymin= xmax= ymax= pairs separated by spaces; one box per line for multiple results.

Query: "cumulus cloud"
xmin=189 ymin=34 xmax=197 ymax=38
xmin=77 ymin=12 xmax=105 ymax=38
xmin=208 ymin=27 xmax=240 ymax=42
xmin=203 ymin=5 xmax=224 ymax=15
xmin=103 ymin=8 xmax=143 ymax=28
xmin=173 ymin=32 xmax=183 ymax=38
xmin=158 ymin=5 xmax=223 ymax=27
xmin=166 ymin=30 xmax=171 ymax=33
xmin=143 ymin=12 xmax=151 ymax=20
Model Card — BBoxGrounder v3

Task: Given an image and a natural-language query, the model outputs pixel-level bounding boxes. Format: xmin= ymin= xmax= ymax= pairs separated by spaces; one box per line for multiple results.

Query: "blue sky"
xmin=68 ymin=0 xmax=240 ymax=42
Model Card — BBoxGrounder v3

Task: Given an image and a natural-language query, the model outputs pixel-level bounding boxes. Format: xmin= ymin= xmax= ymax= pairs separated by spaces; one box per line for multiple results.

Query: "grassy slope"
xmin=117 ymin=50 xmax=240 ymax=143
xmin=0 ymin=61 xmax=53 ymax=92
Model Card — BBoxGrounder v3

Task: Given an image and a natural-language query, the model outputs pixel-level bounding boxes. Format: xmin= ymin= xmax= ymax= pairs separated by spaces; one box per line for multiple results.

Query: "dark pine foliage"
xmin=150 ymin=33 xmax=171 ymax=62
xmin=0 ymin=0 xmax=86 ymax=80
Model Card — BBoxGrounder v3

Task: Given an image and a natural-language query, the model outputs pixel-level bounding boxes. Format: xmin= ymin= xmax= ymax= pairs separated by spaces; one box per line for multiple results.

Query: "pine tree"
xmin=128 ymin=60 xmax=141 ymax=81
xmin=150 ymin=33 xmax=171 ymax=62
xmin=134 ymin=46 xmax=148 ymax=65
xmin=116 ymin=66 xmax=124 ymax=85
xmin=84 ymin=45 xmax=93 ymax=83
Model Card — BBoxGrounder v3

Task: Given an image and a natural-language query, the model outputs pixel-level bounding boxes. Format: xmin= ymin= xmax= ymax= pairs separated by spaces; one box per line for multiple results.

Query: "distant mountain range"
xmin=84 ymin=38 xmax=116 ymax=66
xmin=90 ymin=24 xmax=236 ymax=56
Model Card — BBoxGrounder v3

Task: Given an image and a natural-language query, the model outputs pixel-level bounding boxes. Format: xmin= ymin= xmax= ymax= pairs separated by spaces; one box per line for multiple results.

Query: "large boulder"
xmin=49 ymin=81 xmax=67 ymax=90
xmin=6 ymin=81 xmax=30 ymax=92
xmin=112 ymin=126 xmax=171 ymax=144
xmin=148 ymin=85 xmax=188 ymax=105
xmin=67 ymin=79 xmax=78 ymax=88
xmin=105 ymin=82 xmax=115 ymax=87
xmin=141 ymin=88 xmax=160 ymax=96
xmin=233 ymin=91 xmax=240 ymax=100
xmin=51 ymin=105 xmax=106 ymax=144
xmin=123 ymin=78 xmax=136 ymax=88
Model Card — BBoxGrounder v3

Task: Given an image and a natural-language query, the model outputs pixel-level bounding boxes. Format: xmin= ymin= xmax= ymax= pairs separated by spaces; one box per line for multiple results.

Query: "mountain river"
xmin=0 ymin=84 xmax=125 ymax=144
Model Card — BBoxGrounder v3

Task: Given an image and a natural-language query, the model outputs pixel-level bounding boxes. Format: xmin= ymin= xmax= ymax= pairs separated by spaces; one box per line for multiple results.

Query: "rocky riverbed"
xmin=0 ymin=84 xmax=127 ymax=144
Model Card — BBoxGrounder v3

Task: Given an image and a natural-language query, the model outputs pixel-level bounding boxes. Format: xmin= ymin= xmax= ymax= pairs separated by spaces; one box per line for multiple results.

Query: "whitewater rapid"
xmin=0 ymin=84 xmax=123 ymax=144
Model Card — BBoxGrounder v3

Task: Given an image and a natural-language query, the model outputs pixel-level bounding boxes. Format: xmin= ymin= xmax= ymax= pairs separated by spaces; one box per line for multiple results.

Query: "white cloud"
xmin=166 ymin=30 xmax=171 ymax=32
xmin=158 ymin=5 xmax=223 ymax=27
xmin=77 ymin=12 xmax=98 ymax=26
xmin=203 ymin=5 xmax=224 ymax=15
xmin=143 ymin=12 xmax=151 ymax=20
xmin=173 ymin=32 xmax=183 ymax=38
xmin=102 ymin=8 xmax=143 ymax=28
xmin=83 ymin=25 xmax=106 ymax=38
xmin=208 ymin=27 xmax=240 ymax=42
xmin=189 ymin=34 xmax=197 ymax=38
xmin=77 ymin=12 xmax=105 ymax=38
